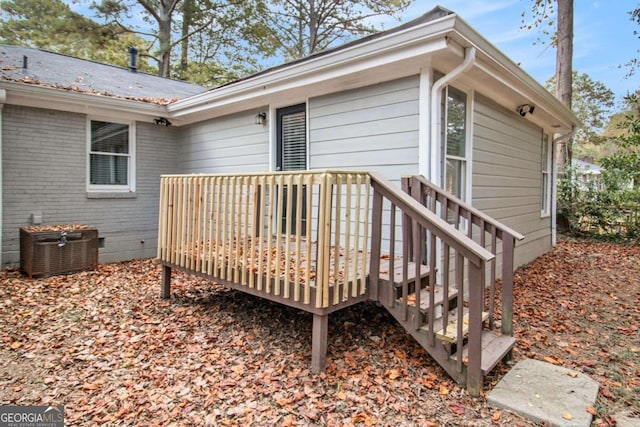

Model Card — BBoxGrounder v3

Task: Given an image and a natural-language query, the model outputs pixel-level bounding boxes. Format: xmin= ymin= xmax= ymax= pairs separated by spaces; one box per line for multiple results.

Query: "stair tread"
xmin=451 ymin=330 xmax=516 ymax=374
xmin=425 ymin=308 xmax=489 ymax=343
xmin=379 ymin=259 xmax=430 ymax=283
xmin=396 ymin=286 xmax=458 ymax=311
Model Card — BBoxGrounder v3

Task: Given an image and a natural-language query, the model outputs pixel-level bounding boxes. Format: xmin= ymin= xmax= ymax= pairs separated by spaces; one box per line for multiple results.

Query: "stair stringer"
xmin=383 ymin=303 xmax=468 ymax=385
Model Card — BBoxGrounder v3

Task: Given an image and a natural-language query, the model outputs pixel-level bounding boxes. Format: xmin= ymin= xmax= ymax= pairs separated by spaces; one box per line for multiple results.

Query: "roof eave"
xmin=0 ymin=80 xmax=168 ymax=122
xmin=451 ymin=17 xmax=580 ymax=133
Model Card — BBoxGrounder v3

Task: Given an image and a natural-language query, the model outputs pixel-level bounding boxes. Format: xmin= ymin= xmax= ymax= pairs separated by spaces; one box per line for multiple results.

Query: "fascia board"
xmin=168 ymin=15 xmax=457 ymax=119
xmin=1 ymin=81 xmax=167 ymax=122
xmin=451 ymin=18 xmax=580 ymax=130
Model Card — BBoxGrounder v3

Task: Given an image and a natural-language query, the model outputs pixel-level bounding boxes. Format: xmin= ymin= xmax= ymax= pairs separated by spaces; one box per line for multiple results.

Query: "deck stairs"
xmin=366 ymin=174 xmax=523 ymax=389
xmin=374 ymin=268 xmax=516 ymax=384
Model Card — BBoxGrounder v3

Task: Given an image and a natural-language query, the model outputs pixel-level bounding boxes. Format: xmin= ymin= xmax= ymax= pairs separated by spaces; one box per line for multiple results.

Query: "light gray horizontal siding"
xmin=309 ymin=76 xmax=420 ymax=180
xmin=178 ymin=108 xmax=270 ymax=174
xmin=472 ymin=94 xmax=550 ymax=267
xmin=2 ymin=105 xmax=179 ymax=266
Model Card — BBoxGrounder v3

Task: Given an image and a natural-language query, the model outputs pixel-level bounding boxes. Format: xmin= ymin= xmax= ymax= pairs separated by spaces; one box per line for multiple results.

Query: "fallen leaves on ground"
xmin=511 ymin=238 xmax=640 ymax=426
xmin=0 ymin=239 xmax=637 ymax=426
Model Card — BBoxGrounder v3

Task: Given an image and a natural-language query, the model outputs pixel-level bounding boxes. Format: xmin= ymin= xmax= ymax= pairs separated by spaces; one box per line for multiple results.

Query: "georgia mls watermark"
xmin=0 ymin=405 xmax=64 ymax=427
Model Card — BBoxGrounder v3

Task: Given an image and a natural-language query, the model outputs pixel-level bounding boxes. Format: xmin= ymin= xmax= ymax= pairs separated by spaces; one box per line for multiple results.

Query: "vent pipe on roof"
xmin=128 ymin=47 xmax=138 ymax=73
xmin=22 ymin=55 xmax=28 ymax=71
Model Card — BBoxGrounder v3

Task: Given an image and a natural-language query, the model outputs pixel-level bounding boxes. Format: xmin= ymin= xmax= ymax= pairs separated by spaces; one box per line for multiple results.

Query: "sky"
xmin=393 ymin=1 xmax=638 ymax=106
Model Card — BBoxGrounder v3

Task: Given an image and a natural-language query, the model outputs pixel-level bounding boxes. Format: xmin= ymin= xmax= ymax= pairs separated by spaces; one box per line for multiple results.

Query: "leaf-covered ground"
xmin=0 ymin=239 xmax=637 ymax=426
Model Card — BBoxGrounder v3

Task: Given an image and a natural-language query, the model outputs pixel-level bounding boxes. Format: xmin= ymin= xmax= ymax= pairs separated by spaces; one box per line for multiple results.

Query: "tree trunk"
xmin=297 ymin=0 xmax=305 ymax=58
xmin=555 ymin=0 xmax=574 ymax=167
xmin=157 ymin=2 xmax=173 ymax=78
xmin=180 ymin=0 xmax=195 ymax=79
xmin=308 ymin=0 xmax=318 ymax=55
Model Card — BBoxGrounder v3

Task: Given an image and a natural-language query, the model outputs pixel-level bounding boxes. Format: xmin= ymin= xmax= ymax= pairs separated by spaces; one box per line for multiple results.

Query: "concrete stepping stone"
xmin=488 ymin=358 xmax=599 ymax=427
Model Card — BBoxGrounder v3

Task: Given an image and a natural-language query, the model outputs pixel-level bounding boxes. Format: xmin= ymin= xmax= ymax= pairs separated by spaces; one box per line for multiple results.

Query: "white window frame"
xmin=541 ymin=133 xmax=551 ymax=217
xmin=87 ymin=118 xmax=136 ymax=193
xmin=441 ymin=85 xmax=473 ymax=204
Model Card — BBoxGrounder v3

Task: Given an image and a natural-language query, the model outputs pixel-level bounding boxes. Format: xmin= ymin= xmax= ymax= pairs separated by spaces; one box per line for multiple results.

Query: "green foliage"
xmin=623 ymin=6 xmax=639 ymax=76
xmin=520 ymin=0 xmax=557 ymax=46
xmin=171 ymin=0 xmax=278 ymax=85
xmin=91 ymin=0 xmax=278 ymax=80
xmin=546 ymin=71 xmax=615 ymax=147
xmin=558 ymin=165 xmax=640 ymax=239
xmin=559 ymin=93 xmax=640 ymax=240
xmin=600 ymin=93 xmax=640 ymax=190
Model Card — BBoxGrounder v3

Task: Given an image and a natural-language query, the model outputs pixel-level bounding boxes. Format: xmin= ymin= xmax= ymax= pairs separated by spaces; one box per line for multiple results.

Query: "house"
xmin=573 ymin=157 xmax=604 ymax=191
xmin=1 ymin=7 xmax=579 ymax=394
xmin=0 ymin=7 xmax=577 ymax=269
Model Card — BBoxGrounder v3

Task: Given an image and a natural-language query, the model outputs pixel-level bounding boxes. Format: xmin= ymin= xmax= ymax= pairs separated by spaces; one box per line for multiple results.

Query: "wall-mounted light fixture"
xmin=154 ymin=117 xmax=172 ymax=126
xmin=517 ymin=104 xmax=535 ymax=117
xmin=255 ymin=112 xmax=267 ymax=125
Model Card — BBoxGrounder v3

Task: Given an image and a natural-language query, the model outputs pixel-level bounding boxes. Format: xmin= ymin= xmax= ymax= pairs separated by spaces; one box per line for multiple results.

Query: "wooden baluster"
xmin=343 ymin=174 xmax=352 ymax=300
xmin=333 ymin=174 xmax=342 ymax=305
xmin=360 ymin=174 xmax=370 ymax=296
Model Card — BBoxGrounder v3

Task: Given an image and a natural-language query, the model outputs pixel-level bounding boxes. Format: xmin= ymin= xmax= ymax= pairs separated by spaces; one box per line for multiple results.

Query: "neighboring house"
xmin=572 ymin=157 xmax=604 ymax=191
xmin=0 ymin=6 xmax=579 ymax=269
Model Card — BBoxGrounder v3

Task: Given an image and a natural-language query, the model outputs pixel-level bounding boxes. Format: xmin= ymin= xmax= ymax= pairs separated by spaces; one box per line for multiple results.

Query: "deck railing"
xmin=157 ymin=171 xmax=371 ymax=310
xmin=401 ymin=175 xmax=525 ymax=337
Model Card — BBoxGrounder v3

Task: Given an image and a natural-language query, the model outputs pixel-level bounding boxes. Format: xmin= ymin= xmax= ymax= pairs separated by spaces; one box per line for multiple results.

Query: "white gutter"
xmin=0 ymin=89 xmax=5 ymax=266
xmin=551 ymin=128 xmax=576 ymax=245
xmin=429 ymin=46 xmax=476 ymax=183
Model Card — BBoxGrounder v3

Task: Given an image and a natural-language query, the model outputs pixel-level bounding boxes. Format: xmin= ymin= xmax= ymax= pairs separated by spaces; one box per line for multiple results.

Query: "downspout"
xmin=551 ymin=128 xmax=575 ymax=245
xmin=0 ymin=89 xmax=5 ymax=266
xmin=429 ymin=46 xmax=476 ymax=183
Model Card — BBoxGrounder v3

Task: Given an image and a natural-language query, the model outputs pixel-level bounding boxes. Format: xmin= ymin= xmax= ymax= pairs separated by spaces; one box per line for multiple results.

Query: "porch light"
xmin=255 ymin=112 xmax=267 ymax=125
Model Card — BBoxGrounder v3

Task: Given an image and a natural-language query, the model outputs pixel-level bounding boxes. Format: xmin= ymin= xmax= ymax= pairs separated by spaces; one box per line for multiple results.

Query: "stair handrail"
xmin=368 ymin=172 xmax=495 ymax=267
xmin=405 ymin=175 xmax=525 ymax=242
xmin=403 ymin=175 xmax=525 ymax=340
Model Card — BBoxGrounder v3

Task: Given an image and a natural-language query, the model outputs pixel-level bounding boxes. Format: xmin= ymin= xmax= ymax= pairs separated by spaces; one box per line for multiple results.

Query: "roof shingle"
xmin=0 ymin=45 xmax=206 ymax=104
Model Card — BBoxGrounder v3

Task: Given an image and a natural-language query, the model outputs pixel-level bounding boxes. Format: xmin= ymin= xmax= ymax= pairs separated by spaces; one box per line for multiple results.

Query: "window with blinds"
xmin=88 ymin=119 xmax=134 ymax=191
xmin=277 ymin=104 xmax=307 ymax=171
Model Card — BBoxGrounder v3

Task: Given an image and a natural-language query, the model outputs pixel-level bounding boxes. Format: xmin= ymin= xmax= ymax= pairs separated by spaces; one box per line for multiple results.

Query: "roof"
xmin=572 ymin=159 xmax=603 ymax=174
xmin=0 ymin=45 xmax=206 ymax=104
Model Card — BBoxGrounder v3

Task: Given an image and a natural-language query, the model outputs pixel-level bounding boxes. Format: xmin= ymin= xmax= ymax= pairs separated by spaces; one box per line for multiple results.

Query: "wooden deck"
xmin=158 ymin=171 xmax=523 ymax=396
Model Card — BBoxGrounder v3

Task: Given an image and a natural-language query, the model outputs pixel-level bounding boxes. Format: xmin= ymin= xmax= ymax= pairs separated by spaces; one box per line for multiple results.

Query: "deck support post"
xmin=161 ymin=265 xmax=172 ymax=299
xmin=311 ymin=313 xmax=328 ymax=373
